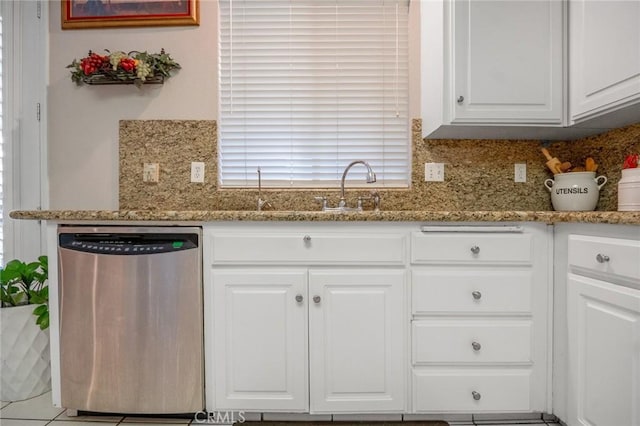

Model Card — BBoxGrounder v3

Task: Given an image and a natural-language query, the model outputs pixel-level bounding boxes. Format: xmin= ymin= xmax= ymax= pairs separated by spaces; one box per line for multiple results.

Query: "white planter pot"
xmin=0 ymin=304 xmax=51 ymax=401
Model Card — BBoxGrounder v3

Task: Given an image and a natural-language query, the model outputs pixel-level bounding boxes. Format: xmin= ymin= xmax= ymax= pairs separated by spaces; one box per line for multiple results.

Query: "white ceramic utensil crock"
xmin=618 ymin=168 xmax=640 ymax=211
xmin=544 ymin=171 xmax=607 ymax=211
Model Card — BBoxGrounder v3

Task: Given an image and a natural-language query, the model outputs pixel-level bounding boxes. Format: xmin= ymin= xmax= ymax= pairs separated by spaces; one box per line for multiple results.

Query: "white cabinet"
xmin=410 ymin=224 xmax=551 ymax=413
xmin=421 ymin=0 xmax=564 ymax=139
xmin=569 ymin=0 xmax=640 ymax=125
xmin=308 ymin=270 xmax=405 ymax=413
xmin=566 ymin=234 xmax=640 ymax=426
xmin=211 ymin=270 xmax=309 ymax=412
xmin=206 ymin=224 xmax=407 ymax=414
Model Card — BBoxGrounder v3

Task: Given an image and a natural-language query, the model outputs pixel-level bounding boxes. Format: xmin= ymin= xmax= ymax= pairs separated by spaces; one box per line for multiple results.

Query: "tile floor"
xmin=0 ymin=392 xmax=564 ymax=426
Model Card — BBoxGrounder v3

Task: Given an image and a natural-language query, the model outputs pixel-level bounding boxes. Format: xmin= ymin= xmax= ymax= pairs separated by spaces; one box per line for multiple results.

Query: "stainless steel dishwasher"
xmin=57 ymin=226 xmax=204 ymax=414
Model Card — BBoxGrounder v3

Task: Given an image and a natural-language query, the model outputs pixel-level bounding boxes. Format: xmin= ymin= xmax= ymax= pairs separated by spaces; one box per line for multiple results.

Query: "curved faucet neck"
xmin=340 ymin=160 xmax=376 ymax=200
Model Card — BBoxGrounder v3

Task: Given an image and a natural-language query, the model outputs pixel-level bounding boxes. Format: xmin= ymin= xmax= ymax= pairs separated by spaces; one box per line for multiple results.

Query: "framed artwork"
xmin=61 ymin=0 xmax=200 ymax=29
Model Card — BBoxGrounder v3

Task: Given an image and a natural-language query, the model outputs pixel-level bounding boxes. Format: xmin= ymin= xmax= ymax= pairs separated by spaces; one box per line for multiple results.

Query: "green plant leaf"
xmin=2 ymin=255 xmax=49 ymax=328
xmin=36 ymin=310 xmax=49 ymax=330
xmin=32 ymin=304 xmax=47 ymax=316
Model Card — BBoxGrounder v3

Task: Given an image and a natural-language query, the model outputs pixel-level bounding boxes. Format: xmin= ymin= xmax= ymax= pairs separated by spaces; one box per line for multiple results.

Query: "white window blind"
xmin=219 ymin=0 xmax=410 ymax=188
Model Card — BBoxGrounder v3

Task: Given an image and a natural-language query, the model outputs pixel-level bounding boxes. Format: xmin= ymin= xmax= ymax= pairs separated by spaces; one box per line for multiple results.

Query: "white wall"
xmin=47 ymin=0 xmax=420 ymax=210
xmin=47 ymin=0 xmax=219 ymax=209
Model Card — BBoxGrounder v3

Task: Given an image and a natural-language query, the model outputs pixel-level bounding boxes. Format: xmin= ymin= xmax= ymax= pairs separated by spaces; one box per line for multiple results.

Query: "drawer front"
xmin=411 ymin=233 xmax=533 ymax=265
xmin=568 ymin=235 xmax=640 ymax=284
xmin=412 ymin=320 xmax=532 ymax=364
xmin=210 ymin=233 xmax=406 ymax=264
xmin=412 ymin=269 xmax=532 ymax=314
xmin=413 ymin=369 xmax=532 ymax=412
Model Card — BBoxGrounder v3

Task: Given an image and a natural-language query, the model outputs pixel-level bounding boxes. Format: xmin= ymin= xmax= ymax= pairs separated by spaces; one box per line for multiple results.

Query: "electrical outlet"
xmin=191 ymin=162 xmax=205 ymax=183
xmin=425 ymin=163 xmax=445 ymax=182
xmin=143 ymin=163 xmax=159 ymax=183
xmin=515 ymin=163 xmax=527 ymax=183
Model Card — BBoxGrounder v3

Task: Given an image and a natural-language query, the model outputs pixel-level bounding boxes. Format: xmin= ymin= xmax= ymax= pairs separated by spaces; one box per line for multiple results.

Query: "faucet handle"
xmin=314 ymin=196 xmax=328 ymax=211
xmin=370 ymin=190 xmax=381 ymax=211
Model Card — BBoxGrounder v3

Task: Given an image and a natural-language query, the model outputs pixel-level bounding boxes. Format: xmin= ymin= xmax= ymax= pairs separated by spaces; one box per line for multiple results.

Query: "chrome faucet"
xmin=339 ymin=160 xmax=377 ymax=208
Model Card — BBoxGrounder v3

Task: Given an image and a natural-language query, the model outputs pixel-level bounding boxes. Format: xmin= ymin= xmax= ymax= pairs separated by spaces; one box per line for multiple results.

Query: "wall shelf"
xmin=81 ymin=75 xmax=165 ymax=85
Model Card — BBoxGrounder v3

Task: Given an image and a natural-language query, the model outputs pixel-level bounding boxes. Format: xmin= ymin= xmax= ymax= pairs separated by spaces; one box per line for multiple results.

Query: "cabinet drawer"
xmin=210 ymin=233 xmax=406 ymax=265
xmin=412 ymin=269 xmax=532 ymax=314
xmin=568 ymin=235 xmax=640 ymax=285
xmin=412 ymin=320 xmax=532 ymax=364
xmin=413 ymin=369 xmax=532 ymax=412
xmin=411 ymin=232 xmax=533 ymax=264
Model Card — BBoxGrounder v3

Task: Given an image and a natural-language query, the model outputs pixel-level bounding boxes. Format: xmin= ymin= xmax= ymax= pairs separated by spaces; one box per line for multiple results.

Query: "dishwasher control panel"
xmin=58 ymin=233 xmax=199 ymax=255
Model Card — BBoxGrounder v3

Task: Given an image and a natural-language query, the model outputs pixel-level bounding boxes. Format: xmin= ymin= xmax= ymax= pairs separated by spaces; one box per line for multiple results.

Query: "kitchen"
xmin=1 ymin=1 xmax=640 ymax=426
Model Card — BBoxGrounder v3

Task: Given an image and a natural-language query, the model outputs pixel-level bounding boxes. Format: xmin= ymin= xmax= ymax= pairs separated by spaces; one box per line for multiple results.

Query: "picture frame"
xmin=61 ymin=0 xmax=200 ymax=29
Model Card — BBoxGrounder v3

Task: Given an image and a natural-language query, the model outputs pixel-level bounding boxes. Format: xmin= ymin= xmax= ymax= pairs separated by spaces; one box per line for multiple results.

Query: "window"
xmin=219 ymin=0 xmax=410 ymax=188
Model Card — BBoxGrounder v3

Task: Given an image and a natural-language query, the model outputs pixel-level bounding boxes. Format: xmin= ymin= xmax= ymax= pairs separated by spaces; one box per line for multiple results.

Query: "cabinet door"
xmin=308 ymin=269 xmax=405 ymax=413
xmin=567 ymin=274 xmax=640 ymax=426
xmin=569 ymin=0 xmax=640 ymax=122
xmin=452 ymin=0 xmax=562 ymax=124
xmin=212 ymin=269 xmax=308 ymax=411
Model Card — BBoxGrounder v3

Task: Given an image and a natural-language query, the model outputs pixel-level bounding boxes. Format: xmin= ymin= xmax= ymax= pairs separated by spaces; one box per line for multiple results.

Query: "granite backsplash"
xmin=119 ymin=119 xmax=640 ymax=211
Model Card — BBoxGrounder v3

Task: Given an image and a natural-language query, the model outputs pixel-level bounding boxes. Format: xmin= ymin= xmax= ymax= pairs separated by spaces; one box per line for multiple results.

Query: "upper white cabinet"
xmin=421 ymin=0 xmax=564 ymax=139
xmin=569 ymin=0 xmax=640 ymax=125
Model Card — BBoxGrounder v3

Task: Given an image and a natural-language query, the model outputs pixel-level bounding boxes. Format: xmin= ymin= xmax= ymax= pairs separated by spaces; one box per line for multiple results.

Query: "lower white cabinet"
xmin=308 ymin=270 xmax=405 ymax=413
xmin=205 ymin=222 xmax=551 ymax=416
xmin=207 ymin=224 xmax=407 ymax=413
xmin=566 ymin=233 xmax=640 ymax=426
xmin=567 ymin=274 xmax=640 ymax=426
xmin=211 ymin=270 xmax=309 ymax=412
xmin=410 ymin=224 xmax=551 ymax=413
xmin=413 ymin=369 xmax=533 ymax=413
xmin=212 ymin=268 xmax=405 ymax=413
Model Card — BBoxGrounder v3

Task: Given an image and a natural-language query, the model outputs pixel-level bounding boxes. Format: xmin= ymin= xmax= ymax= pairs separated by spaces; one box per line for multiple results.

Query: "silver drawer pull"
xmin=470 ymin=245 xmax=480 ymax=254
xmin=303 ymin=235 xmax=311 ymax=243
xmin=472 ymin=341 xmax=481 ymax=351
xmin=295 ymin=294 xmax=304 ymax=303
xmin=313 ymin=295 xmax=321 ymax=304
xmin=472 ymin=391 xmax=481 ymax=401
xmin=596 ymin=253 xmax=610 ymax=263
xmin=472 ymin=291 xmax=482 ymax=300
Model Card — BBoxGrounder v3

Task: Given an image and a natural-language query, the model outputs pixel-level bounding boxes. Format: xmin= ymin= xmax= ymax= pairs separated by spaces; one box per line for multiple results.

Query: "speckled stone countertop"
xmin=9 ymin=210 xmax=640 ymax=225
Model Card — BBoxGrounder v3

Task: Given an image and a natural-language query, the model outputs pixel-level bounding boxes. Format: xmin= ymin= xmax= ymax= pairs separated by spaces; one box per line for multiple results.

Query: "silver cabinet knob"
xmin=313 ymin=295 xmax=321 ymax=304
xmin=457 ymin=95 xmax=464 ymax=103
xmin=470 ymin=245 xmax=480 ymax=254
xmin=472 ymin=291 xmax=482 ymax=300
xmin=596 ymin=253 xmax=610 ymax=263
xmin=295 ymin=294 xmax=304 ymax=303
xmin=303 ymin=235 xmax=311 ymax=243
xmin=472 ymin=341 xmax=481 ymax=351
xmin=472 ymin=391 xmax=481 ymax=401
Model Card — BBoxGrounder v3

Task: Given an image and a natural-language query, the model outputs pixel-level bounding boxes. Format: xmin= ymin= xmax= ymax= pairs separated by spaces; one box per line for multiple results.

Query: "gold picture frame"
xmin=62 ymin=0 xmax=199 ymax=29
